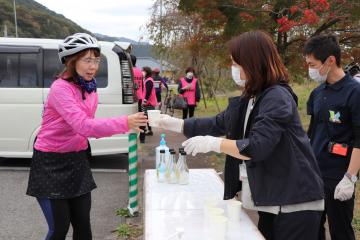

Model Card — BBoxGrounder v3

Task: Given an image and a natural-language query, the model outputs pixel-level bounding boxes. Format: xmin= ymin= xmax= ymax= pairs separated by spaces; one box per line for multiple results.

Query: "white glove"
xmin=157 ymin=114 xmax=184 ymax=133
xmin=182 ymin=136 xmax=223 ymax=156
xmin=334 ymin=176 xmax=355 ymax=201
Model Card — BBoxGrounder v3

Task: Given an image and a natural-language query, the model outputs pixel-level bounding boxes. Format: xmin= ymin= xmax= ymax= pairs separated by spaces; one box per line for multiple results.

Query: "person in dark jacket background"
xmin=157 ymin=30 xmax=324 ymax=240
xmin=152 ymin=68 xmax=168 ymax=107
xmin=305 ymin=35 xmax=360 ymax=240
xmin=178 ymin=67 xmax=201 ymax=119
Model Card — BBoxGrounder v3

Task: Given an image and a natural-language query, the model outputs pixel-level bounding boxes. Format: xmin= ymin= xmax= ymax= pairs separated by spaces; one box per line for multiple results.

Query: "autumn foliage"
xmin=276 ymin=0 xmax=332 ymax=32
xmin=148 ymin=0 xmax=360 ymax=88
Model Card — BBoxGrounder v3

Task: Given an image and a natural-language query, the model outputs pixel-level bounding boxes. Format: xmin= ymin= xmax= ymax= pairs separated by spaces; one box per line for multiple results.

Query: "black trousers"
xmin=258 ymin=210 xmax=322 ymax=240
xmin=258 ymin=211 xmax=275 ymax=240
xmin=156 ymin=92 xmax=161 ymax=103
xmin=140 ymin=105 xmax=155 ymax=142
xmin=182 ymin=105 xmax=195 ymax=119
xmin=37 ymin=192 xmax=92 ymax=240
xmin=137 ymin=99 xmax=142 ymax=112
xmin=318 ymin=179 xmax=355 ymax=240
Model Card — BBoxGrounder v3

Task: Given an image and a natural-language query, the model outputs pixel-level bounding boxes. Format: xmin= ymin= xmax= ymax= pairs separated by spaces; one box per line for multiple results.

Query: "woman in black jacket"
xmin=157 ymin=30 xmax=324 ymax=240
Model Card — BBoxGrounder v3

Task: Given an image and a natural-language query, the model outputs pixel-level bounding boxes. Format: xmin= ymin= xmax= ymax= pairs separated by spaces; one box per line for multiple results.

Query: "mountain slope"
xmin=0 ymin=0 xmax=154 ymax=58
xmin=0 ymin=0 xmax=89 ymax=39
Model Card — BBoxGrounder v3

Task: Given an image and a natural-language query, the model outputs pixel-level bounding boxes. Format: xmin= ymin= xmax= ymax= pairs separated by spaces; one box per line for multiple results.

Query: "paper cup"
xmin=205 ymin=207 xmax=224 ymax=217
xmin=147 ymin=110 xmax=161 ymax=127
xmin=226 ymin=200 xmax=242 ymax=222
xmin=210 ymin=215 xmax=228 ymax=240
xmin=204 ymin=198 xmax=219 ymax=209
xmin=204 ymin=206 xmax=224 ymax=231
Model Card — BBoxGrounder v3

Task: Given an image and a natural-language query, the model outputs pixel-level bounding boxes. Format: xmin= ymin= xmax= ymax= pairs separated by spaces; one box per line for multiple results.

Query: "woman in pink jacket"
xmin=26 ymin=33 xmax=147 ymax=240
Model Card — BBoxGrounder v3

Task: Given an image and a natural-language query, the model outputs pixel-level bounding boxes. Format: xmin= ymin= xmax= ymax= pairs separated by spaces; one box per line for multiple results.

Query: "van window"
xmin=96 ymin=54 xmax=108 ymax=88
xmin=20 ymin=53 xmax=39 ymax=87
xmin=43 ymin=49 xmax=63 ymax=87
xmin=43 ymin=49 xmax=108 ymax=88
xmin=0 ymin=53 xmax=40 ymax=88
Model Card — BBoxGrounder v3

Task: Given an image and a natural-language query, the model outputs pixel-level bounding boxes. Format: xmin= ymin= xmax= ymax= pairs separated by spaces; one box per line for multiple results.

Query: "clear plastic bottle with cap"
xmin=176 ymin=149 xmax=189 ymax=184
xmin=155 ymin=133 xmax=169 ymax=169
xmin=166 ymin=150 xmax=178 ymax=184
xmin=157 ymin=149 xmax=166 ymax=182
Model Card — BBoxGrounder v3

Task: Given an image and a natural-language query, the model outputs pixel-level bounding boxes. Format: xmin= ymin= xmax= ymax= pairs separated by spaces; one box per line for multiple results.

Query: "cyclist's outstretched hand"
xmin=157 ymin=114 xmax=183 ymax=133
xmin=128 ymin=112 xmax=148 ymax=132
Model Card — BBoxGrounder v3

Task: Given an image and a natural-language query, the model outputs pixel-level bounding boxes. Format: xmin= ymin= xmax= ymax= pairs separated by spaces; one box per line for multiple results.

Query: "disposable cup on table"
xmin=226 ymin=200 xmax=242 ymax=222
xmin=204 ymin=197 xmax=219 ymax=208
xmin=209 ymin=215 xmax=228 ymax=240
xmin=204 ymin=207 xmax=224 ymax=232
xmin=147 ymin=110 xmax=161 ymax=127
xmin=204 ymin=207 xmax=224 ymax=218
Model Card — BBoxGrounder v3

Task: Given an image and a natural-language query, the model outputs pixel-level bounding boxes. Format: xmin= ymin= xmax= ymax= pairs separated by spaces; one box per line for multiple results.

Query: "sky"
xmin=34 ymin=0 xmax=155 ymax=41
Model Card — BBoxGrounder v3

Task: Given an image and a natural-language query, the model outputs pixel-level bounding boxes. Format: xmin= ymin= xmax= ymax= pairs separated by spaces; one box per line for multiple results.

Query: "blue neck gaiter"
xmin=77 ymin=76 xmax=97 ymax=94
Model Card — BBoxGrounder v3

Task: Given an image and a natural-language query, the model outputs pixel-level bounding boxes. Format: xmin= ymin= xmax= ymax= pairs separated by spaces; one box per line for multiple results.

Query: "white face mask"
xmin=308 ymin=62 xmax=330 ymax=83
xmin=186 ymin=72 xmax=194 ymax=79
xmin=231 ymin=65 xmax=246 ymax=87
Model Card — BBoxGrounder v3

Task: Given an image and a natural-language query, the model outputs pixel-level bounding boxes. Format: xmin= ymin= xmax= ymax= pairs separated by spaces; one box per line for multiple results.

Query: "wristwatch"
xmin=345 ymin=172 xmax=358 ymax=183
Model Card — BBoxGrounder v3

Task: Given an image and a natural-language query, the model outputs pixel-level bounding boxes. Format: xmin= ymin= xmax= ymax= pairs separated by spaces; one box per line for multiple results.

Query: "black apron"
xmin=26 ymin=147 xmax=97 ymax=199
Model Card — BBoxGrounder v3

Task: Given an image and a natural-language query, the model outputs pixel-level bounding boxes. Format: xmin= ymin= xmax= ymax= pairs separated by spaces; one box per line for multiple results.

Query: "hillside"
xmin=0 ymin=0 xmax=154 ymax=58
xmin=0 ymin=0 xmax=89 ymax=39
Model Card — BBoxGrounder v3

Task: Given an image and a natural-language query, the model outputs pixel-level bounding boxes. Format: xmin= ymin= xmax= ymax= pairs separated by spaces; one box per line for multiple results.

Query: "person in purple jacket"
xmin=26 ymin=33 xmax=147 ymax=240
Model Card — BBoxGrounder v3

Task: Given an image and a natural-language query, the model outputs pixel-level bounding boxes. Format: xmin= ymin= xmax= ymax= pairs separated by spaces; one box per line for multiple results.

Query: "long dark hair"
xmin=58 ymin=49 xmax=100 ymax=83
xmin=228 ymin=30 xmax=289 ymax=97
xmin=142 ymin=66 xmax=152 ymax=79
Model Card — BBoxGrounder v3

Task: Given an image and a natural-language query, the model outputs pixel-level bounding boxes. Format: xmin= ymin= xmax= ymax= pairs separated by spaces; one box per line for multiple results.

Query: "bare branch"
xmin=313 ymin=16 xmax=348 ymax=36
xmin=218 ymin=3 xmax=281 ymax=15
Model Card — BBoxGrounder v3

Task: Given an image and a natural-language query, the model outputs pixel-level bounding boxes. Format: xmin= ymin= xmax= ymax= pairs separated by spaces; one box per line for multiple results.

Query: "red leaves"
xmin=195 ymin=0 xmax=211 ymax=9
xmin=277 ymin=0 xmax=331 ymax=32
xmin=277 ymin=16 xmax=298 ymax=32
xmin=239 ymin=12 xmax=256 ymax=21
xmin=204 ymin=9 xmax=227 ymax=26
xmin=289 ymin=6 xmax=300 ymax=15
xmin=208 ymin=9 xmax=225 ymax=19
xmin=301 ymin=9 xmax=320 ymax=25
xmin=310 ymin=0 xmax=330 ymax=11
xmin=232 ymin=0 xmax=248 ymax=5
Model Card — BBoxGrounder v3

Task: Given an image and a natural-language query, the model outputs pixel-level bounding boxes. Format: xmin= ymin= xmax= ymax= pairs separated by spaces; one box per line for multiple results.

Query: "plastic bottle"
xmin=166 ymin=150 xmax=178 ymax=184
xmin=157 ymin=149 xmax=166 ymax=182
xmin=155 ymin=133 xmax=169 ymax=168
xmin=176 ymin=149 xmax=189 ymax=185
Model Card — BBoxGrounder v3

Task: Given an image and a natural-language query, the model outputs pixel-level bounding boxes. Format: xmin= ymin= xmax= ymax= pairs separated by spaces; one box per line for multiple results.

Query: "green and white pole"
xmin=127 ymin=133 xmax=138 ymax=215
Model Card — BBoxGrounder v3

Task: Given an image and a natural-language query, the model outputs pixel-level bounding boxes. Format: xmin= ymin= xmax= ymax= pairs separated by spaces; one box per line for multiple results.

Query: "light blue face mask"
xmin=231 ymin=66 xmax=246 ymax=87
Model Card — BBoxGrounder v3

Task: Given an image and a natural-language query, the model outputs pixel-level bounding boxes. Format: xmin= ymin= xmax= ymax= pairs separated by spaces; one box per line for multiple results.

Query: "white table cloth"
xmin=144 ymin=168 xmax=265 ymax=240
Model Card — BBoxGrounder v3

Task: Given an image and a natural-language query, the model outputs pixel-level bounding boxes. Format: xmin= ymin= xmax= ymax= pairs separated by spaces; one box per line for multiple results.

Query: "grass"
xmin=354 ymin=185 xmax=360 ymax=238
xmin=116 ymin=223 xmax=143 ymax=240
xmin=194 ymin=82 xmax=318 ymax=126
xmin=193 ymin=82 xmax=360 ymax=238
xmin=195 ymin=92 xmax=238 ymax=117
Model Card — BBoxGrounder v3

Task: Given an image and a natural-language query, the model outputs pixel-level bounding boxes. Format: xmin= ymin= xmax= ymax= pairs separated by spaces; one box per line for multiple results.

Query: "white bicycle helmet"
xmin=58 ymin=33 xmax=100 ymax=64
